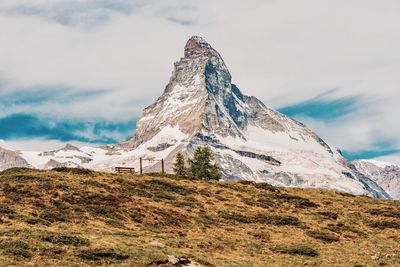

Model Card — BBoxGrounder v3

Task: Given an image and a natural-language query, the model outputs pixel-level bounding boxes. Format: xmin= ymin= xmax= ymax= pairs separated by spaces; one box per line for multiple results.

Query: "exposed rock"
xmin=148 ymin=241 xmax=166 ymax=248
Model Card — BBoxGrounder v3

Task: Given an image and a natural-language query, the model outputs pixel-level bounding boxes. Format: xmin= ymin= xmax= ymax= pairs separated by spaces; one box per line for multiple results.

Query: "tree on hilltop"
xmin=173 ymin=152 xmax=187 ymax=177
xmin=188 ymin=146 xmax=221 ymax=181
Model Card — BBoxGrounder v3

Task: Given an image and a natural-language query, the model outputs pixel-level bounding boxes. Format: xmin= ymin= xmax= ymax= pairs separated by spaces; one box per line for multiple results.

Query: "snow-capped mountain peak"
xmin=1 ymin=36 xmax=393 ymax=199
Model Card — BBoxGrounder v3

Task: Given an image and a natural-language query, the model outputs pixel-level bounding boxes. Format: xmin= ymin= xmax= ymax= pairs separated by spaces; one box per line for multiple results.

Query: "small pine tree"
xmin=173 ymin=152 xmax=187 ymax=177
xmin=189 ymin=146 xmax=221 ymax=180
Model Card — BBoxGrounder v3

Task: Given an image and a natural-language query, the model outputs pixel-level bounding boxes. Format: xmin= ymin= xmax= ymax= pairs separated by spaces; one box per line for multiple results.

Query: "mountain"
xmin=117 ymin=36 xmax=388 ymax=198
xmin=0 ymin=146 xmax=30 ymax=170
xmin=353 ymin=160 xmax=400 ymax=199
xmin=0 ymin=36 xmax=391 ymax=199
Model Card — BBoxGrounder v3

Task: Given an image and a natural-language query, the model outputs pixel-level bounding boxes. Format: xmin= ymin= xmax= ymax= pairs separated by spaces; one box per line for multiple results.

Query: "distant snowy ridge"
xmin=353 ymin=160 xmax=400 ymax=199
xmin=0 ymin=36 xmax=393 ymax=199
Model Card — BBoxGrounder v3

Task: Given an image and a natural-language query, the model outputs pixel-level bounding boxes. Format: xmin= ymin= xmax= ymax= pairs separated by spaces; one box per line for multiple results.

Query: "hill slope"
xmin=0 ymin=168 xmax=398 ymax=266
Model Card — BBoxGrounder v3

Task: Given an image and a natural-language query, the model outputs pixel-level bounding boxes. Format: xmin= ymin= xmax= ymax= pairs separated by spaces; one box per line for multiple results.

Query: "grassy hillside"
xmin=0 ymin=168 xmax=399 ymax=267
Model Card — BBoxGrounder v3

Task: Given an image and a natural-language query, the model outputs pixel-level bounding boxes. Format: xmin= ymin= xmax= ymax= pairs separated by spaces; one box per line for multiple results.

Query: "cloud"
xmin=0 ymin=0 xmax=145 ymax=26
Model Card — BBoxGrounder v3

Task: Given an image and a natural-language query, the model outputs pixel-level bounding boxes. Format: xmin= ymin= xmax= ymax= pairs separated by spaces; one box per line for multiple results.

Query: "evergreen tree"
xmin=173 ymin=152 xmax=187 ymax=177
xmin=189 ymin=146 xmax=221 ymax=180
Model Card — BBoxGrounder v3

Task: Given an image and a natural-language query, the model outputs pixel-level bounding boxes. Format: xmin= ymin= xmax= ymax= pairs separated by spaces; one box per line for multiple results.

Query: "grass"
xmin=0 ymin=167 xmax=398 ymax=266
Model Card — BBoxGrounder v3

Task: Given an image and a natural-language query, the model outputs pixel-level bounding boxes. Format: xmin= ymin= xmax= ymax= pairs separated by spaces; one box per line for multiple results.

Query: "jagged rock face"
xmin=353 ymin=160 xmax=400 ymax=199
xmin=0 ymin=147 xmax=30 ymax=170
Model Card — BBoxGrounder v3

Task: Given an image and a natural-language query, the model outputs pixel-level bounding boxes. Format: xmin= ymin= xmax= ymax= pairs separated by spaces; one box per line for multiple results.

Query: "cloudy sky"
xmin=0 ymin=0 xmax=399 ymax=163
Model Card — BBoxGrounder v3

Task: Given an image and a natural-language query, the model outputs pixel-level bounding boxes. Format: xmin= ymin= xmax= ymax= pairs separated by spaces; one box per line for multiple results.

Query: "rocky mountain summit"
xmin=119 ymin=36 xmax=388 ymax=198
xmin=0 ymin=36 xmax=394 ymax=199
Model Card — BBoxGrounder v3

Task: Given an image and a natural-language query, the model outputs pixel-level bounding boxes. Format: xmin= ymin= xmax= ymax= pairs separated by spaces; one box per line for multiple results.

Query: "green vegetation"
xmin=0 ymin=167 xmax=398 ymax=266
xmin=174 ymin=146 xmax=221 ymax=180
xmin=173 ymin=152 xmax=187 ymax=177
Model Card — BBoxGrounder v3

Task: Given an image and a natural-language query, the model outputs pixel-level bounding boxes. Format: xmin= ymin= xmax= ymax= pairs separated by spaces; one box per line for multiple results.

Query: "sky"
xmin=0 ymin=0 xmax=399 ymax=164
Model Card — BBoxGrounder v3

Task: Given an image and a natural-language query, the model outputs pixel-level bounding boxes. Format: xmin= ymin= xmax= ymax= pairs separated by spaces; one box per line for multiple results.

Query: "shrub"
xmin=77 ymin=248 xmax=129 ymax=261
xmin=0 ymin=240 xmax=32 ymax=258
xmin=275 ymin=194 xmax=319 ymax=208
xmin=367 ymin=220 xmax=400 ymax=229
xmin=220 ymin=212 xmax=302 ymax=226
xmin=258 ymin=214 xmax=302 ymax=226
xmin=325 ymin=223 xmax=365 ymax=236
xmin=367 ymin=209 xmax=400 ymax=218
xmin=40 ymin=233 xmax=90 ymax=246
xmin=317 ymin=211 xmax=338 ymax=220
xmin=254 ymin=183 xmax=280 ymax=192
xmin=270 ymin=244 xmax=318 ymax=257
xmin=306 ymin=230 xmax=340 ymax=243
xmin=0 ymin=205 xmax=15 ymax=216
xmin=105 ymin=219 xmax=125 ymax=228
xmin=40 ymin=210 xmax=68 ymax=223
xmin=53 ymin=167 xmax=93 ymax=175
xmin=248 ymin=230 xmax=270 ymax=242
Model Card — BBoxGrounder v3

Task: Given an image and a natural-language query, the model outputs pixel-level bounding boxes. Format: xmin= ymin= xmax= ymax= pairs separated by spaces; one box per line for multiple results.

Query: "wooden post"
xmin=140 ymin=157 xmax=143 ymax=175
xmin=161 ymin=158 xmax=165 ymax=174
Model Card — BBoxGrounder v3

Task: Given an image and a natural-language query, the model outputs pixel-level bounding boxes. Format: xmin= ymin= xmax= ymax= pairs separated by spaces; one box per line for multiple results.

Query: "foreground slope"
xmin=0 ymin=168 xmax=398 ymax=266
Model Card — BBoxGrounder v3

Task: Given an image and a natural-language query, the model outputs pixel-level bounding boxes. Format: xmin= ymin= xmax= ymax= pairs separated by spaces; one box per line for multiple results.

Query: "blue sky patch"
xmin=278 ymin=93 xmax=360 ymax=121
xmin=342 ymin=149 xmax=400 ymax=161
xmin=0 ymin=113 xmax=136 ymax=144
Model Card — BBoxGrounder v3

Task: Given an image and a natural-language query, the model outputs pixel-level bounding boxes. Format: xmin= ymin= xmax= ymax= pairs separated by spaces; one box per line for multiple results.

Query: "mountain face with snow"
xmin=0 ymin=36 xmax=392 ymax=199
xmin=0 ymin=147 xmax=30 ymax=170
xmin=118 ymin=36 xmax=388 ymax=198
xmin=353 ymin=160 xmax=400 ymax=199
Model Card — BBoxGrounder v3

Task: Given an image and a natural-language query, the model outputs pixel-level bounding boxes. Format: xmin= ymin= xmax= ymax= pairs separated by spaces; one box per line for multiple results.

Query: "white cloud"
xmin=0 ymin=0 xmax=399 ymax=155
xmin=0 ymin=138 xmax=92 ymax=151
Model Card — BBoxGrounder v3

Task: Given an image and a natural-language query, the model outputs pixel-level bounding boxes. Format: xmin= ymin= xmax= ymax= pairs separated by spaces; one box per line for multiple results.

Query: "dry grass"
xmin=0 ymin=167 xmax=398 ymax=266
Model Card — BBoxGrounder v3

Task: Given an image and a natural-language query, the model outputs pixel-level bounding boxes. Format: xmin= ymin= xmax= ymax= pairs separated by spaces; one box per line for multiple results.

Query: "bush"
xmin=0 ymin=240 xmax=32 ymax=258
xmin=254 ymin=183 xmax=280 ymax=192
xmin=306 ymin=230 xmax=340 ymax=243
xmin=40 ymin=233 xmax=90 ymax=246
xmin=258 ymin=214 xmax=302 ymax=226
xmin=367 ymin=220 xmax=400 ymax=229
xmin=220 ymin=212 xmax=302 ymax=226
xmin=275 ymin=194 xmax=319 ymax=208
xmin=367 ymin=209 xmax=400 ymax=218
xmin=105 ymin=219 xmax=125 ymax=228
xmin=77 ymin=248 xmax=129 ymax=261
xmin=248 ymin=230 xmax=270 ymax=242
xmin=40 ymin=210 xmax=69 ymax=223
xmin=270 ymin=244 xmax=318 ymax=257
xmin=53 ymin=167 xmax=93 ymax=175
xmin=317 ymin=211 xmax=338 ymax=220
